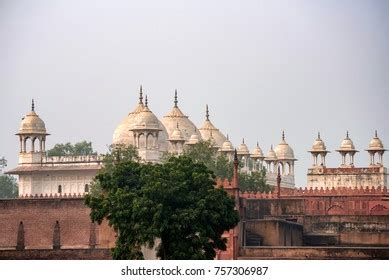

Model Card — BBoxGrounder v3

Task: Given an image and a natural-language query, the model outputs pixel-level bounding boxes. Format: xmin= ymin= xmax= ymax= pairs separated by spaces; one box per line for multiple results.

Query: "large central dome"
xmin=112 ymin=87 xmax=168 ymax=152
xmin=161 ymin=90 xmax=202 ymax=141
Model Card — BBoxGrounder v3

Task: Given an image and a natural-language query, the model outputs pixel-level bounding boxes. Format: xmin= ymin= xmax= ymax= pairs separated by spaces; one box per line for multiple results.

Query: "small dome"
xmin=338 ymin=131 xmax=357 ymax=151
xmin=265 ymin=145 xmax=277 ymax=161
xmin=18 ymin=100 xmax=48 ymax=135
xmin=367 ymin=131 xmax=385 ymax=151
xmin=237 ymin=138 xmax=250 ymax=155
xmin=186 ymin=132 xmax=200 ymax=145
xmin=132 ymin=103 xmax=161 ymax=131
xmin=169 ymin=123 xmax=185 ymax=141
xmin=274 ymin=131 xmax=295 ymax=160
xmin=251 ymin=142 xmax=264 ymax=159
xmin=208 ymin=132 xmax=219 ymax=148
xmin=310 ymin=132 xmax=327 ymax=152
xmin=220 ymin=135 xmax=234 ymax=152
xmin=198 ymin=105 xmax=226 ymax=147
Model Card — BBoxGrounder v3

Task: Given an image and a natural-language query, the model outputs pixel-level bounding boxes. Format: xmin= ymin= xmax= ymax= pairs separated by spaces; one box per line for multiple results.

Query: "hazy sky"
xmin=1 ymin=0 xmax=388 ymax=186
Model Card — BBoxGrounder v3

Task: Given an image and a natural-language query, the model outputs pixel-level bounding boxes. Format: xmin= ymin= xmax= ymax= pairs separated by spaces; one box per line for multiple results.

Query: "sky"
xmin=0 ymin=0 xmax=388 ymax=186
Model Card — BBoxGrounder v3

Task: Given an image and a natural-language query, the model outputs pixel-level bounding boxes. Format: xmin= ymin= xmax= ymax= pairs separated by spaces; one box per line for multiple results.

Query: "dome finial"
xmin=318 ymin=131 xmax=321 ymax=140
xmin=257 ymin=141 xmax=259 ymax=147
xmin=31 ymin=99 xmax=35 ymax=112
xmin=242 ymin=138 xmax=245 ymax=144
xmin=206 ymin=104 xmax=210 ymax=121
xmin=174 ymin=89 xmax=178 ymax=107
xmin=375 ymin=130 xmax=378 ymax=138
xmin=139 ymin=85 xmax=143 ymax=104
xmin=282 ymin=130 xmax=285 ymax=141
xmin=145 ymin=95 xmax=148 ymax=107
xmin=271 ymin=144 xmax=273 ymax=150
xmin=346 ymin=130 xmax=349 ymax=139
xmin=227 ymin=134 xmax=229 ymax=140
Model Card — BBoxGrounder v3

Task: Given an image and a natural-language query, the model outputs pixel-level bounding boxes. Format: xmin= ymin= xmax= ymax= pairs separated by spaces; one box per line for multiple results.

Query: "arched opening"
xmin=32 ymin=137 xmax=37 ymax=152
xmin=327 ymin=204 xmax=346 ymax=215
xmin=84 ymin=184 xmax=89 ymax=193
xmin=58 ymin=185 xmax=62 ymax=194
xmin=277 ymin=162 xmax=284 ymax=175
xmin=285 ymin=162 xmax=291 ymax=175
xmin=137 ymin=133 xmax=146 ymax=149
xmin=146 ymin=133 xmax=154 ymax=149
xmin=23 ymin=137 xmax=30 ymax=152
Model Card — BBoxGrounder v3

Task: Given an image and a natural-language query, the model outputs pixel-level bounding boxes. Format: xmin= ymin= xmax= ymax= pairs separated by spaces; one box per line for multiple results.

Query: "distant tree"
xmin=47 ymin=141 xmax=97 ymax=156
xmin=0 ymin=174 xmax=18 ymax=198
xmin=85 ymin=151 xmax=239 ymax=260
xmin=182 ymin=140 xmax=234 ymax=180
xmin=0 ymin=156 xmax=7 ymax=173
xmin=239 ymin=168 xmax=272 ymax=193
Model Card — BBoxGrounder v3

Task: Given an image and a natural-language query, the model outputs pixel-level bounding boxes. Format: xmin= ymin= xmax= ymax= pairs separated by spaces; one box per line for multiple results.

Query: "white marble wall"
xmin=19 ymin=170 xmax=98 ymax=196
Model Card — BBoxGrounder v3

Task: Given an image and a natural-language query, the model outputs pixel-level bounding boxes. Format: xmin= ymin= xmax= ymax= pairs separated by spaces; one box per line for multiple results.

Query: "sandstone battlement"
xmin=239 ymin=185 xmax=388 ymax=199
xmin=18 ymin=193 xmax=87 ymax=199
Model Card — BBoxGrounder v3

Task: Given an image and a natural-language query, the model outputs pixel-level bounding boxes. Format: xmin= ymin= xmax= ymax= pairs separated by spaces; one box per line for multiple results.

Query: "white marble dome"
xmin=251 ymin=142 xmax=264 ymax=158
xmin=186 ymin=132 xmax=200 ymax=145
xmin=368 ymin=131 xmax=384 ymax=151
xmin=237 ymin=139 xmax=250 ymax=155
xmin=274 ymin=132 xmax=295 ymax=160
xmin=169 ymin=123 xmax=185 ymax=141
xmin=112 ymin=88 xmax=168 ymax=152
xmin=161 ymin=91 xmax=202 ymax=141
xmin=18 ymin=100 xmax=48 ymax=135
xmin=311 ymin=132 xmax=327 ymax=152
xmin=220 ymin=136 xmax=234 ymax=152
xmin=338 ymin=131 xmax=356 ymax=151
xmin=112 ymin=90 xmax=146 ymax=146
xmin=265 ymin=145 xmax=277 ymax=161
xmin=198 ymin=105 xmax=226 ymax=147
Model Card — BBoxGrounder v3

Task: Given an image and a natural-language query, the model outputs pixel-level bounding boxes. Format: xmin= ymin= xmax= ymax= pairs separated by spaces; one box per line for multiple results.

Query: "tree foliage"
xmin=0 ymin=156 xmax=7 ymax=173
xmin=239 ymin=168 xmax=272 ymax=193
xmin=182 ymin=140 xmax=234 ymax=180
xmin=0 ymin=174 xmax=18 ymax=198
xmin=182 ymin=141 xmax=270 ymax=192
xmin=85 ymin=146 xmax=239 ymax=260
xmin=47 ymin=141 xmax=97 ymax=157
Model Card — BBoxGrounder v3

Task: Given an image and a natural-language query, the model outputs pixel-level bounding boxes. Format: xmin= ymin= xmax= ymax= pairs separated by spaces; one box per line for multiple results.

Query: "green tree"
xmin=239 ymin=168 xmax=272 ymax=193
xmin=182 ymin=140 xmax=233 ymax=180
xmin=0 ymin=174 xmax=18 ymax=198
xmin=0 ymin=156 xmax=7 ymax=173
xmin=47 ymin=141 xmax=97 ymax=156
xmin=85 ymin=151 xmax=239 ymax=260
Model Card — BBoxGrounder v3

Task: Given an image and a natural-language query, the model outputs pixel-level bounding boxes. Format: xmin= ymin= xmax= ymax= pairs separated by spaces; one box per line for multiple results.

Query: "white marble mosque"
xmin=6 ymin=86 xmax=387 ymax=196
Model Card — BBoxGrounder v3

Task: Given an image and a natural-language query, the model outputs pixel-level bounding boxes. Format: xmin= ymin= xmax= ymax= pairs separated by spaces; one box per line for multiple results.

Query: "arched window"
xmin=58 ymin=185 xmax=62 ymax=194
xmin=84 ymin=184 xmax=89 ymax=193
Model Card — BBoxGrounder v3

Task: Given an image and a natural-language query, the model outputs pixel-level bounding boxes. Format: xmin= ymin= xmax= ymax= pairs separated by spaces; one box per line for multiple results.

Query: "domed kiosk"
xmin=17 ymin=100 xmax=50 ymax=164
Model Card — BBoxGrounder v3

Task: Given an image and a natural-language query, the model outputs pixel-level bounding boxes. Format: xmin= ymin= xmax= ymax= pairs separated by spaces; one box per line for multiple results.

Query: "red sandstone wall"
xmin=0 ymin=249 xmax=112 ymax=260
xmin=238 ymin=247 xmax=389 ymax=260
xmin=0 ymin=198 xmax=115 ymax=250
